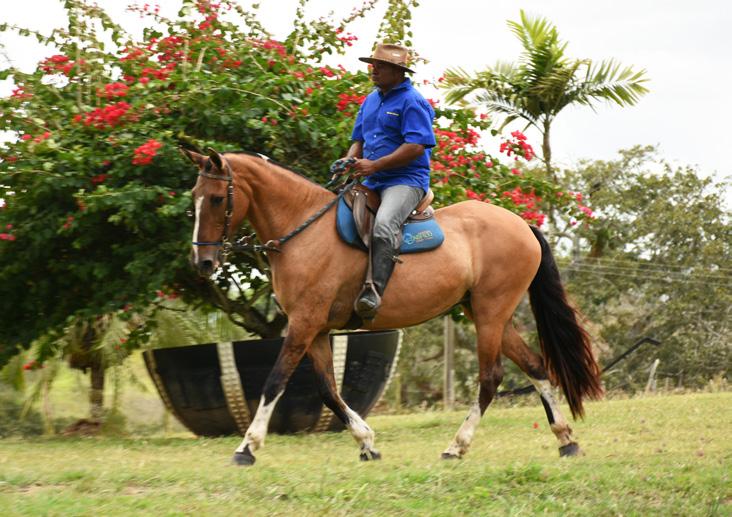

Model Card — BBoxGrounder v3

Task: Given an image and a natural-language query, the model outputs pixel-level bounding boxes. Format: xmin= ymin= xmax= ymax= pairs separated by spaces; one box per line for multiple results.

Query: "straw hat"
xmin=359 ymin=43 xmax=415 ymax=74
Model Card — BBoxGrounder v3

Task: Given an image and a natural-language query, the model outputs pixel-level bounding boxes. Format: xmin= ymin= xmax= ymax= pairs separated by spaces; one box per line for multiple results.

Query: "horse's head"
xmin=182 ymin=147 xmax=247 ymax=277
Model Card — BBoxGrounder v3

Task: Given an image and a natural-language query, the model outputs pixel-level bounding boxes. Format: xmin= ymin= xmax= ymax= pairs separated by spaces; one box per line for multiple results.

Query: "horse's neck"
xmin=231 ymin=155 xmax=332 ymax=242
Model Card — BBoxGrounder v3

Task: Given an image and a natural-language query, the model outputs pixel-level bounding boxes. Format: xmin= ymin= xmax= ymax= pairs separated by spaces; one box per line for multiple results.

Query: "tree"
xmin=441 ymin=10 xmax=649 ymax=181
xmin=0 ymin=0 xmax=591 ymax=373
xmin=561 ymin=146 xmax=731 ymax=389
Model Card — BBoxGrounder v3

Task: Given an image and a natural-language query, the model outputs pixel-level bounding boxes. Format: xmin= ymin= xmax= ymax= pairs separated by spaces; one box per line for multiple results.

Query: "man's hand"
xmin=329 ymin=157 xmax=356 ymax=176
xmin=352 ymin=158 xmax=380 ymax=177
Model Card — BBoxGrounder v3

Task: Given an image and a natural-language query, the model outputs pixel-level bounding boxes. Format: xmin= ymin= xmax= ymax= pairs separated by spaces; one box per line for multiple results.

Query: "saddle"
xmin=336 ymin=184 xmax=444 ymax=253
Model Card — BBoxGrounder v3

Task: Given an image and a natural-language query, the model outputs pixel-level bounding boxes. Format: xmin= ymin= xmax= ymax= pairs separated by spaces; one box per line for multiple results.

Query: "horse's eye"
xmin=211 ymin=196 xmax=224 ymax=206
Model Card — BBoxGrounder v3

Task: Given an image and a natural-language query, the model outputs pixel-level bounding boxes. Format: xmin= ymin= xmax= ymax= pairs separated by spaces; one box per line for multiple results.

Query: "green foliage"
xmin=0 ymin=388 xmax=45 ymax=437
xmin=376 ymin=0 xmax=419 ymax=48
xmin=0 ymin=0 xmax=585 ymax=369
xmin=562 ymin=146 xmax=731 ymax=389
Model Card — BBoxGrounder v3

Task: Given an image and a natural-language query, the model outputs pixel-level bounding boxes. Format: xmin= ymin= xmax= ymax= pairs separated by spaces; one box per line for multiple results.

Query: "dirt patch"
xmin=62 ymin=419 xmax=102 ymax=437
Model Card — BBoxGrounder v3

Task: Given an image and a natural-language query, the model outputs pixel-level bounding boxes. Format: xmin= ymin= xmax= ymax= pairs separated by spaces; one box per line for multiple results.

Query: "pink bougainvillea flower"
xmin=336 ymin=92 xmax=366 ymax=112
xmin=97 ymin=82 xmax=129 ymax=98
xmin=80 ymin=102 xmax=132 ymax=129
xmin=33 ymin=131 xmax=52 ymax=143
xmin=132 ymin=138 xmax=163 ymax=165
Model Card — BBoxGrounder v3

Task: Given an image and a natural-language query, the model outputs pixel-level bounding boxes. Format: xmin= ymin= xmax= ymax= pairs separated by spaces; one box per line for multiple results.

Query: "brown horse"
xmin=183 ymin=148 xmax=602 ymax=466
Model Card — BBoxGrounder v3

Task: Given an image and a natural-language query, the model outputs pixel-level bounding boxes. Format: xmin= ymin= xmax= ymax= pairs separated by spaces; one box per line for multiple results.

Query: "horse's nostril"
xmin=197 ymin=259 xmax=214 ymax=275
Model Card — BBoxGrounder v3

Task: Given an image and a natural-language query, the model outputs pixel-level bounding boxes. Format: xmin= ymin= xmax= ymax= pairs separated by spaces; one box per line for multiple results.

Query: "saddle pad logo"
xmin=403 ymin=230 xmax=434 ymax=246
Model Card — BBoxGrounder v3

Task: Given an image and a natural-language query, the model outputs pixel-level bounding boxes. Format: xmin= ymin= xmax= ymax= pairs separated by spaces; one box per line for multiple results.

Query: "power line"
xmin=563 ymin=262 xmax=732 ymax=282
xmin=562 ymin=264 xmax=732 ymax=287
xmin=565 ymin=256 xmax=732 ymax=274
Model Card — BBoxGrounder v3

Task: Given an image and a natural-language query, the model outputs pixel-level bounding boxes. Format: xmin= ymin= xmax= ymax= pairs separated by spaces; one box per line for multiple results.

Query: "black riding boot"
xmin=355 ymin=240 xmax=397 ymax=320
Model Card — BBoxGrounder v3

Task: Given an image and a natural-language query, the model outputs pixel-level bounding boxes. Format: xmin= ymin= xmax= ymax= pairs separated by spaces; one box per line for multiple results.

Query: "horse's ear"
xmin=179 ymin=146 xmax=206 ymax=168
xmin=206 ymin=147 xmax=224 ymax=171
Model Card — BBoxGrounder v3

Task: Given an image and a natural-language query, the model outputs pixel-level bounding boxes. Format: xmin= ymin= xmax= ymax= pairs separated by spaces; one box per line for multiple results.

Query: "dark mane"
xmin=224 ymin=150 xmax=327 ymax=189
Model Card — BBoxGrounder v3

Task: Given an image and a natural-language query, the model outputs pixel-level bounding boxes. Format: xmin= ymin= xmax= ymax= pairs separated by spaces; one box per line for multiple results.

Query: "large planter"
xmin=143 ymin=330 xmax=401 ymax=436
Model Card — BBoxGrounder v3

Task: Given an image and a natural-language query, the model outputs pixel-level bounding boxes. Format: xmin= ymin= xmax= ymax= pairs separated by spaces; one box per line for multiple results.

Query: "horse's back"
xmin=435 ymin=200 xmax=541 ymax=270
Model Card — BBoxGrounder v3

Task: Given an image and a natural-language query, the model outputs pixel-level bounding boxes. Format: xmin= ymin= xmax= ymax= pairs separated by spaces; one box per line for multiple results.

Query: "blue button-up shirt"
xmin=351 ymin=79 xmax=436 ymax=193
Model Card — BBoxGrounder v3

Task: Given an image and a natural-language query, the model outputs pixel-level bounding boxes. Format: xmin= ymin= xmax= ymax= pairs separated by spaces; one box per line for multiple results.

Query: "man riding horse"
xmin=333 ymin=43 xmax=436 ymax=320
xmin=184 ymin=42 xmax=602 ymax=467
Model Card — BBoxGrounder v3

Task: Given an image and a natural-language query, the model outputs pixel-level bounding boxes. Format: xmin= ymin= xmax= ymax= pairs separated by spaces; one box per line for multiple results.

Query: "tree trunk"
xmin=542 ymin=118 xmax=559 ymax=230
xmin=542 ymin=118 xmax=555 ymax=182
xmin=89 ymin=360 xmax=105 ymax=422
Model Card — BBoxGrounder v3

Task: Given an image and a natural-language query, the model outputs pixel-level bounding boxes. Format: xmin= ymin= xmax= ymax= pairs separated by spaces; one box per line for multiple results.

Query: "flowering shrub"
xmin=22 ymin=360 xmax=44 ymax=371
xmin=132 ymin=139 xmax=163 ymax=166
xmin=428 ymin=114 xmax=589 ymax=227
xmin=0 ymin=0 xmax=591 ymax=366
xmin=500 ymin=130 xmax=536 ymax=161
xmin=74 ymin=102 xmax=133 ymax=129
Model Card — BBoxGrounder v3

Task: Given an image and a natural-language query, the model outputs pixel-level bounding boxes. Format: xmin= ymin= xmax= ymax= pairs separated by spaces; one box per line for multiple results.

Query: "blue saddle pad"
xmin=336 ymin=197 xmax=444 ymax=253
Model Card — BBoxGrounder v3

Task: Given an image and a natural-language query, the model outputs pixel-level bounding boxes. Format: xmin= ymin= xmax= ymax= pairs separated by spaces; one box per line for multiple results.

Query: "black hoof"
xmin=441 ymin=452 xmax=461 ymax=460
xmin=232 ymin=448 xmax=256 ymax=466
xmin=359 ymin=449 xmax=381 ymax=461
xmin=559 ymin=442 xmax=582 ymax=457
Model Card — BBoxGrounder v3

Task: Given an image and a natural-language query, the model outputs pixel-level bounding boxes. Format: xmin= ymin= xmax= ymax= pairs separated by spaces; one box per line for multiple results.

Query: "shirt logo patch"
xmin=386 ymin=111 xmax=400 ymax=116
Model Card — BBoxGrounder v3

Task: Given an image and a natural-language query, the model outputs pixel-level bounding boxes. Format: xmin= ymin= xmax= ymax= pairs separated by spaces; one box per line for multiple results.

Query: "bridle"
xmin=191 ymin=154 xmax=357 ymax=260
xmin=191 ymin=158 xmax=238 ymax=257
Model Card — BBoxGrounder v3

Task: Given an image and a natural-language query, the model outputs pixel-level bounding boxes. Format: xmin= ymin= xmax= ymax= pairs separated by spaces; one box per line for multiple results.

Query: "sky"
xmin=1 ymin=0 xmax=731 ymax=192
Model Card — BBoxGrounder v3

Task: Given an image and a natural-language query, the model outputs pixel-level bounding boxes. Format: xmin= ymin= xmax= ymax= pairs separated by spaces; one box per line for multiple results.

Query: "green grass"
xmin=0 ymin=392 xmax=730 ymax=516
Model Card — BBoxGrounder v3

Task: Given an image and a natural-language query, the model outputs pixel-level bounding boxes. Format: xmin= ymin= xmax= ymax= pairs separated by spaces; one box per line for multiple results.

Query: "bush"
xmin=0 ymin=388 xmax=45 ymax=437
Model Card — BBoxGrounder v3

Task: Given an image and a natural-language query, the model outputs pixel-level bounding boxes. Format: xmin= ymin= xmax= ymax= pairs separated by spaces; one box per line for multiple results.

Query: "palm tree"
xmin=442 ymin=10 xmax=649 ymax=181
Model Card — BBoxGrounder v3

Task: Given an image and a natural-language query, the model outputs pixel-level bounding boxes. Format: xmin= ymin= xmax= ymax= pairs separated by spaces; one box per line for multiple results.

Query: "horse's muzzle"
xmin=196 ymin=259 xmax=216 ymax=277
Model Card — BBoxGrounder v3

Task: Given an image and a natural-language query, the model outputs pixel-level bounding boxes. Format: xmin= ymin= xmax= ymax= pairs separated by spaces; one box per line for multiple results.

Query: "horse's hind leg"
xmin=308 ymin=332 xmax=380 ymax=461
xmin=232 ymin=324 xmax=317 ymax=466
xmin=442 ymin=321 xmax=504 ymax=459
xmin=501 ymin=323 xmax=581 ymax=457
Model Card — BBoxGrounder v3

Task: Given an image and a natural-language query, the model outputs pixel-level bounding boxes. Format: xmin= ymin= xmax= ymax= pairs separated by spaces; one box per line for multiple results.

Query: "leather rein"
xmin=191 ymin=156 xmax=356 ymax=258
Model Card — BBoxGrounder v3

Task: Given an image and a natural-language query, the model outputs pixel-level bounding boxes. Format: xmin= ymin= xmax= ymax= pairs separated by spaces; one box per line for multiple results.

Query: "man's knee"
xmin=372 ymin=221 xmax=399 ymax=246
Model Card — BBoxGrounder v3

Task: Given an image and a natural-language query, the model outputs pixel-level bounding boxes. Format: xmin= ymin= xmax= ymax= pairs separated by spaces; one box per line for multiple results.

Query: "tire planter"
xmin=143 ymin=329 xmax=401 ymax=436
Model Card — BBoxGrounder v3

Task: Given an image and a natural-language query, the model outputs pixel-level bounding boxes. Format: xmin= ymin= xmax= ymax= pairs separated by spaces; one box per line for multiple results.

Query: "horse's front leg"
xmin=308 ymin=332 xmax=380 ymax=461
xmin=232 ymin=326 xmax=316 ymax=466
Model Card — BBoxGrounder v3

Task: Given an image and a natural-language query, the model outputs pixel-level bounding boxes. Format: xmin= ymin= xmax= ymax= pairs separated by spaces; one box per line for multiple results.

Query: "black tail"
xmin=528 ymin=226 xmax=603 ymax=419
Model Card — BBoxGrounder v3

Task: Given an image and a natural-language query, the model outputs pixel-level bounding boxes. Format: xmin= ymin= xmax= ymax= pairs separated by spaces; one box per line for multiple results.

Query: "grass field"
xmin=0 ymin=392 xmax=729 ymax=516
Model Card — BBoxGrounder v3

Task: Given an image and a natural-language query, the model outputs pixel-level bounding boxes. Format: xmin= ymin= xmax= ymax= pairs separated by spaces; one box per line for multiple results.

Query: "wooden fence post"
xmin=443 ymin=316 xmax=455 ymax=410
xmin=645 ymin=358 xmax=660 ymax=394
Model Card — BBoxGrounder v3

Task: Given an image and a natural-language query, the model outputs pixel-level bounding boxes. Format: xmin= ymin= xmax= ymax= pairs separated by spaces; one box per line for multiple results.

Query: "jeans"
xmin=372 ymin=185 xmax=425 ymax=251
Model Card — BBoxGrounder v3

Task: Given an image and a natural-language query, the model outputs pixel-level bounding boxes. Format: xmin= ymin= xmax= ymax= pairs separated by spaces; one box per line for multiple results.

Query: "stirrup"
xmin=355 ymin=282 xmax=382 ymax=319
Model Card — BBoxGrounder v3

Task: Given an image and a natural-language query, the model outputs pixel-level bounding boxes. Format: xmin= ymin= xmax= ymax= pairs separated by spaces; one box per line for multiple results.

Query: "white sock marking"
xmin=529 ymin=378 xmax=574 ymax=446
xmin=344 ymin=407 xmax=375 ymax=451
xmin=444 ymin=402 xmax=482 ymax=457
xmin=235 ymin=392 xmax=283 ymax=453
